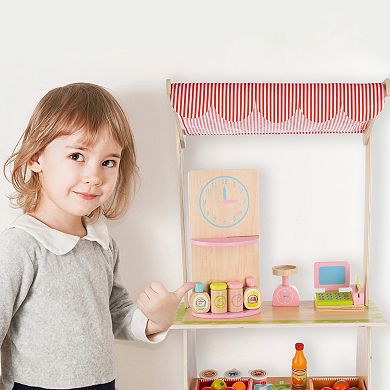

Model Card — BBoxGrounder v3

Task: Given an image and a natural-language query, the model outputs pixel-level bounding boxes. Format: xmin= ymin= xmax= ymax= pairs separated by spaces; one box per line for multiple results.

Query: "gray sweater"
xmin=0 ymin=214 xmax=162 ymax=389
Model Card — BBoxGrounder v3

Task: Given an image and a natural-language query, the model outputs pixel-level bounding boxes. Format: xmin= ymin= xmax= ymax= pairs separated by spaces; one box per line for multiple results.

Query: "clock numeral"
xmin=223 ymin=219 xmax=227 ymax=225
xmin=233 ymin=216 xmax=237 ymax=222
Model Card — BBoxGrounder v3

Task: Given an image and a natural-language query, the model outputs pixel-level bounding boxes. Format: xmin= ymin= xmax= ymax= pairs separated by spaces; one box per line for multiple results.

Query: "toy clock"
xmin=199 ymin=175 xmax=250 ymax=228
xmin=189 ymin=169 xmax=259 ymax=239
xmin=272 ymin=265 xmax=300 ymax=307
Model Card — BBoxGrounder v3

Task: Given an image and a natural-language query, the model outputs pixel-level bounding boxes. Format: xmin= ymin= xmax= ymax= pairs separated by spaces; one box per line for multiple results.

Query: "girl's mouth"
xmin=75 ymin=192 xmax=98 ymax=200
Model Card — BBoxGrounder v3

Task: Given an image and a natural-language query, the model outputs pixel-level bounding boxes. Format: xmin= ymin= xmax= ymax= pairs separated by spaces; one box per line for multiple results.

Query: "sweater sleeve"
xmin=0 ymin=229 xmax=35 ymax=349
xmin=109 ymin=238 xmax=167 ymax=344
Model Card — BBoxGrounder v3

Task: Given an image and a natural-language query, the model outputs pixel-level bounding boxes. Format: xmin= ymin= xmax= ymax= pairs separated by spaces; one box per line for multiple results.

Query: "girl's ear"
xmin=28 ymin=152 xmax=42 ymax=173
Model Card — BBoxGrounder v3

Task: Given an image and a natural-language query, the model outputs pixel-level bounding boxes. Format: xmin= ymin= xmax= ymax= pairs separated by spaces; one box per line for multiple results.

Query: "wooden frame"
xmin=166 ymin=79 xmax=390 ymax=390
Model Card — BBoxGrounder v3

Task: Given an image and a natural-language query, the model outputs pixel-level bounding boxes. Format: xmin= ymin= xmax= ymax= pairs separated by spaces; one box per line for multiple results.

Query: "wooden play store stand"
xmin=166 ymin=80 xmax=390 ymax=390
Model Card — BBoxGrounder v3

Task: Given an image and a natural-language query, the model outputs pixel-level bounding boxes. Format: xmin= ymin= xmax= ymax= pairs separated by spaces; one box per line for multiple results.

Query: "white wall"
xmin=1 ymin=0 xmax=389 ymax=388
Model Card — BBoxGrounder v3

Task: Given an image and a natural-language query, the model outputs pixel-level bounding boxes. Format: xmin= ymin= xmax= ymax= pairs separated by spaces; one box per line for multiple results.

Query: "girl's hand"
xmin=136 ymin=282 xmax=194 ymax=334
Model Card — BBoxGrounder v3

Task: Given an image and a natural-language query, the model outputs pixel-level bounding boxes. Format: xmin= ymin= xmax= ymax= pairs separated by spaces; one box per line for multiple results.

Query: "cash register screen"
xmin=314 ymin=261 xmax=350 ymax=291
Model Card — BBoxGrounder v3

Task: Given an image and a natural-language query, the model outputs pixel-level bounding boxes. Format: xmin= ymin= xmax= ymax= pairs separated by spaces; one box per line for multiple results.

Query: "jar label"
xmin=291 ymin=368 xmax=307 ymax=389
xmin=232 ymin=294 xmax=243 ymax=307
xmin=248 ymin=294 xmax=258 ymax=304
xmin=195 ymin=298 xmax=207 ymax=308
xmin=214 ymin=295 xmax=226 ymax=308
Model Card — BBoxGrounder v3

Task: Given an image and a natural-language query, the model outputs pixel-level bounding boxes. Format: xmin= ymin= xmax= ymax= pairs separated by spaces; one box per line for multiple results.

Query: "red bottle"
xmin=291 ymin=342 xmax=307 ymax=389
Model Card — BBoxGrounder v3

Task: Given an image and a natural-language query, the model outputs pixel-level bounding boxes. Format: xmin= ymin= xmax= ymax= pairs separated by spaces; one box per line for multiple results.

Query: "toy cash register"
xmin=314 ymin=261 xmax=364 ymax=310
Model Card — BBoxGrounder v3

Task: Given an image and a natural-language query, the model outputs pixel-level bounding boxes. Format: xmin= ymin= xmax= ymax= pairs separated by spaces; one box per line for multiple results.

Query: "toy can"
xmin=227 ymin=281 xmax=244 ymax=312
xmin=210 ymin=282 xmax=228 ymax=313
xmin=249 ymin=369 xmax=267 ymax=383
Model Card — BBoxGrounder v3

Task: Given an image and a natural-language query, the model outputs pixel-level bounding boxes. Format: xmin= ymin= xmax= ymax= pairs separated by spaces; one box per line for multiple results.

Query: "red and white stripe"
xmin=169 ymin=82 xmax=385 ymax=135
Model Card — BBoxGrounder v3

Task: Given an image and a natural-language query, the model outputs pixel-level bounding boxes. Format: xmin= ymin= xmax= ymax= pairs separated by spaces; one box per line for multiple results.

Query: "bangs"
xmin=36 ymin=83 xmax=131 ymax=150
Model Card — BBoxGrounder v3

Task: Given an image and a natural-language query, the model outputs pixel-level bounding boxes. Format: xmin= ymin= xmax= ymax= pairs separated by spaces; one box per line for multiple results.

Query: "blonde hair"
xmin=3 ymin=82 xmax=139 ymax=221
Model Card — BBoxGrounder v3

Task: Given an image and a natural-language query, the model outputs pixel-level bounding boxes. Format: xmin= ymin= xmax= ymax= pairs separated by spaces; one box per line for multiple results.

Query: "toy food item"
xmin=291 ymin=342 xmax=307 ymax=389
xmin=224 ymin=368 xmax=242 ymax=379
xmin=227 ymin=281 xmax=244 ymax=312
xmin=199 ymin=369 xmax=218 ymax=379
xmin=232 ymin=381 xmax=246 ymax=390
xmin=210 ymin=282 xmax=228 ymax=313
xmin=253 ymin=382 xmax=268 ymax=390
xmin=211 ymin=379 xmax=227 ymax=390
xmin=273 ymin=381 xmax=291 ymax=390
xmin=332 ymin=380 xmax=350 ymax=390
xmin=190 ymin=282 xmax=211 ymax=313
xmin=249 ymin=368 xmax=267 ymax=381
xmin=320 ymin=387 xmax=333 ymax=390
xmin=244 ymin=276 xmax=261 ymax=309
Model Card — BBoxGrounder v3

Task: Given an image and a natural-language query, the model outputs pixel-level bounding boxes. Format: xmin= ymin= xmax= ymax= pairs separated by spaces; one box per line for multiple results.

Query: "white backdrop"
xmin=0 ymin=1 xmax=389 ymax=389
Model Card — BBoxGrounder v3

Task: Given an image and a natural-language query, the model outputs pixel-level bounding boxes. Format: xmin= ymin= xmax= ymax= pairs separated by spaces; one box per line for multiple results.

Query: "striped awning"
xmin=169 ymin=83 xmax=385 ymax=135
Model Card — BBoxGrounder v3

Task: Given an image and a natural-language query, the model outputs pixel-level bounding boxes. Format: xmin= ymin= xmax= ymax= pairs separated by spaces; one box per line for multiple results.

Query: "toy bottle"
xmin=210 ymin=282 xmax=228 ymax=313
xmin=190 ymin=282 xmax=211 ymax=313
xmin=243 ymin=276 xmax=261 ymax=310
xmin=291 ymin=342 xmax=307 ymax=390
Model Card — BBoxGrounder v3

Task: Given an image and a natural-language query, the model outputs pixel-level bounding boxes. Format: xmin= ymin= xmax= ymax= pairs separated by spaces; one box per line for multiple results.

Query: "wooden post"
xmin=384 ymin=78 xmax=390 ymax=98
xmin=363 ymin=134 xmax=372 ymax=306
xmin=166 ymin=79 xmax=189 ymax=307
xmin=183 ymin=329 xmax=197 ymax=390
xmin=166 ymin=79 xmax=186 ymax=149
xmin=357 ymin=327 xmax=372 ymax=389
xmin=363 ymin=120 xmax=374 ymax=145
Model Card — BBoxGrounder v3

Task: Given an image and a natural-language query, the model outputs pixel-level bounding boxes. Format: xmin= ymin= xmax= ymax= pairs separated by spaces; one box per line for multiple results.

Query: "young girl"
xmin=0 ymin=83 xmax=193 ymax=390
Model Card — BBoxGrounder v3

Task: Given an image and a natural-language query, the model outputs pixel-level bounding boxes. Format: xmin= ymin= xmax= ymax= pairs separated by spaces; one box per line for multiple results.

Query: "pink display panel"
xmin=314 ymin=261 xmax=351 ymax=291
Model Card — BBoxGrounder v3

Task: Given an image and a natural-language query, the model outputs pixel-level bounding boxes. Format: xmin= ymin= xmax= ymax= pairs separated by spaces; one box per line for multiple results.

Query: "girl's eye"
xmin=103 ymin=160 xmax=117 ymax=168
xmin=69 ymin=153 xmax=84 ymax=162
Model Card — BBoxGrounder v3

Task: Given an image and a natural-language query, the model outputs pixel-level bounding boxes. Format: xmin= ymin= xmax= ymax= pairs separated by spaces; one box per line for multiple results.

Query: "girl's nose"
xmin=82 ymin=174 xmax=102 ymax=186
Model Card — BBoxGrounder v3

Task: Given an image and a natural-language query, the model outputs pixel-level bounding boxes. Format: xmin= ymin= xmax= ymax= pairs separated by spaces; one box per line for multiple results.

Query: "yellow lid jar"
xmin=210 ymin=282 xmax=228 ymax=314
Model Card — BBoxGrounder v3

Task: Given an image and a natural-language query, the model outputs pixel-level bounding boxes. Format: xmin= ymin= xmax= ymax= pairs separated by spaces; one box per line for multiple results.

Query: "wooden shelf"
xmin=191 ymin=235 xmax=259 ymax=247
xmin=172 ymin=300 xmax=387 ymax=329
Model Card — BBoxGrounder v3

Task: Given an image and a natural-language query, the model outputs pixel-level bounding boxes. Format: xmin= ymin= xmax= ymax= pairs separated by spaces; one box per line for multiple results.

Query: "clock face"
xmin=199 ymin=175 xmax=250 ymax=228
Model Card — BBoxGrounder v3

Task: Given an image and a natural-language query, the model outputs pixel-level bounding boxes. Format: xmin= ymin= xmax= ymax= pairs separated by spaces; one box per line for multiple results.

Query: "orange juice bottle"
xmin=291 ymin=342 xmax=307 ymax=390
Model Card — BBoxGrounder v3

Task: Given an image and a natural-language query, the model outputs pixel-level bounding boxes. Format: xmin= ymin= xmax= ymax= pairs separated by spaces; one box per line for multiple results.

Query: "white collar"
xmin=8 ymin=214 xmax=110 ymax=255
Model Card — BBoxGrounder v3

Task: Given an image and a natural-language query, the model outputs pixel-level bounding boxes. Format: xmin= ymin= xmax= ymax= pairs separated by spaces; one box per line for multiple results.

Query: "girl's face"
xmin=29 ymin=129 xmax=122 ymax=220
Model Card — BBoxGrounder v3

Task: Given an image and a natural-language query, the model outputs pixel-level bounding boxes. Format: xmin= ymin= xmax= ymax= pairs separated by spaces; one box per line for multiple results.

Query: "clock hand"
xmin=223 ymin=185 xmax=238 ymax=204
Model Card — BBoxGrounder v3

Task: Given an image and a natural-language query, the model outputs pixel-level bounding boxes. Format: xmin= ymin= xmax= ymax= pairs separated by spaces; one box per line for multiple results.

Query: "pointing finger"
xmin=174 ymin=282 xmax=195 ymax=300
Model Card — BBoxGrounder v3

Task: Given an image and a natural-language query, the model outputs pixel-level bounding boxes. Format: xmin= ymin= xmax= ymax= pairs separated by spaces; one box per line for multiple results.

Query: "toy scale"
xmin=272 ymin=265 xmax=300 ymax=307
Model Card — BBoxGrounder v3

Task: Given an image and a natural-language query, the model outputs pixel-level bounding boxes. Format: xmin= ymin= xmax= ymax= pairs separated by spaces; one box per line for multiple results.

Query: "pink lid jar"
xmin=227 ymin=281 xmax=244 ymax=313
